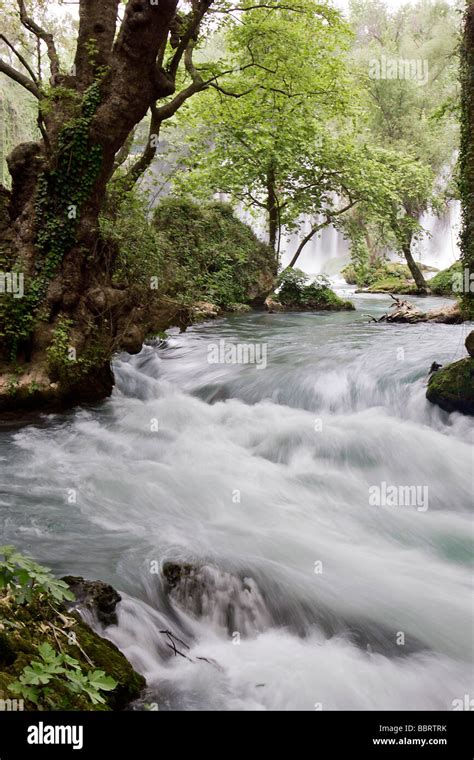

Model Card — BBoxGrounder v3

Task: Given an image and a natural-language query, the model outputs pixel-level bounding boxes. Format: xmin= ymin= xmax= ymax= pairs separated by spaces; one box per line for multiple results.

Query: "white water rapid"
xmin=0 ymin=292 xmax=472 ymax=710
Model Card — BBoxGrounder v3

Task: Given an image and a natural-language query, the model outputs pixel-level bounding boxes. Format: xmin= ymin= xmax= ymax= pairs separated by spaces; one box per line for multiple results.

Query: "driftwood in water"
xmin=364 ymin=295 xmax=463 ymax=324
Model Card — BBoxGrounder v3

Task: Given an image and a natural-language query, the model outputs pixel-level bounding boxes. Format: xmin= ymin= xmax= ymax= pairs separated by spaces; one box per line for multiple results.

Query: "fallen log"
xmin=363 ymin=296 xmax=464 ymax=324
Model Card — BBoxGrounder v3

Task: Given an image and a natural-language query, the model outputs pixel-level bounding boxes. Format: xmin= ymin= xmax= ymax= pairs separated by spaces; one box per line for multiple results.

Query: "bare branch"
xmin=17 ymin=0 xmax=60 ymax=78
xmin=120 ymin=105 xmax=163 ymax=187
xmin=166 ymin=0 xmax=213 ymax=81
xmin=0 ymin=58 xmax=41 ymax=97
xmin=113 ymin=127 xmax=136 ymax=170
xmin=0 ymin=34 xmax=38 ymax=84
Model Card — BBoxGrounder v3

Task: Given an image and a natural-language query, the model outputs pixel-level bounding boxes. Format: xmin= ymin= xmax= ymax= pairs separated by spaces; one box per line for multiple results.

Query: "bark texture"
xmin=0 ymin=0 xmax=215 ymax=411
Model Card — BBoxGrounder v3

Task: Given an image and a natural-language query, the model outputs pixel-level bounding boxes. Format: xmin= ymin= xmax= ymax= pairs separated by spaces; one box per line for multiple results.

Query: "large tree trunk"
xmin=402 ymin=235 xmax=428 ymax=292
xmin=0 ymin=0 xmax=197 ymax=411
xmin=460 ymin=2 xmax=474 ymax=317
xmin=266 ymin=164 xmax=279 ymax=259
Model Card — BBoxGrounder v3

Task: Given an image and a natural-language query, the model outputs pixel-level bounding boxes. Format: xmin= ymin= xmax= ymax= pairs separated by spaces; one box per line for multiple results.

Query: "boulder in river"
xmin=426 ymin=333 xmax=474 ymax=416
xmin=465 ymin=330 xmax=474 ymax=357
xmin=62 ymin=576 xmax=122 ymax=627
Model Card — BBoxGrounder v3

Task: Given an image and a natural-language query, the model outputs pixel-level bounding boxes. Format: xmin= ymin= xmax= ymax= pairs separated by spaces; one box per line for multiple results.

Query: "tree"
xmin=459 ymin=1 xmax=474 ymax=315
xmin=348 ymin=0 xmax=460 ymax=291
xmin=171 ymin=0 xmax=355 ymax=259
xmin=0 ymin=0 xmax=305 ymax=406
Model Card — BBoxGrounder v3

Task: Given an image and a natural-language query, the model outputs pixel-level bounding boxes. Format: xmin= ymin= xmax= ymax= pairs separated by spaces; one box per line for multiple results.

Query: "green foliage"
xmin=276 ymin=268 xmax=352 ymax=309
xmin=100 ymin=190 xmax=163 ymax=288
xmin=1 ymin=75 xmax=105 ymax=356
xmin=9 ymin=643 xmax=116 ymax=709
xmin=459 ymin=5 xmax=474 ymax=307
xmin=346 ymin=0 xmax=459 ymax=266
xmin=342 ymin=258 xmax=435 ymax=291
xmin=428 ymin=262 xmax=462 ymax=295
xmin=0 ymin=545 xmax=74 ymax=605
xmin=152 ymin=198 xmax=275 ymax=307
xmin=46 ymin=316 xmax=73 ymax=377
xmin=46 ymin=315 xmax=108 ymax=383
xmin=171 ymin=0 xmax=355 ymax=253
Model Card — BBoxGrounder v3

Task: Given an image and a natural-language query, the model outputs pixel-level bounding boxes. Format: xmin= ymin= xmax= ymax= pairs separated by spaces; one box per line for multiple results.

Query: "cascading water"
xmin=279 ymin=201 xmax=462 ymax=276
xmin=0 ymin=292 xmax=472 ymax=710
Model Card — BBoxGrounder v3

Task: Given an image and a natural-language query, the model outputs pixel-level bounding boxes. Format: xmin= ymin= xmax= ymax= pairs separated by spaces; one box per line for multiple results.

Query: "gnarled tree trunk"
xmin=0 ymin=0 xmax=212 ymax=411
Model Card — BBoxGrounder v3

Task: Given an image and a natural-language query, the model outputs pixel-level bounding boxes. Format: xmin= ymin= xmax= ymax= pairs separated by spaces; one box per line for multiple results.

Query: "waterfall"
xmin=278 ymin=201 xmax=461 ymax=276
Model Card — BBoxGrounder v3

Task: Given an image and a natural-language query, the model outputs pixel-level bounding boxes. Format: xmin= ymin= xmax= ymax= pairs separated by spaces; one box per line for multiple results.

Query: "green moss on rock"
xmin=0 ymin=585 xmax=145 ymax=710
xmin=426 ymin=358 xmax=474 ymax=415
xmin=428 ymin=262 xmax=462 ymax=295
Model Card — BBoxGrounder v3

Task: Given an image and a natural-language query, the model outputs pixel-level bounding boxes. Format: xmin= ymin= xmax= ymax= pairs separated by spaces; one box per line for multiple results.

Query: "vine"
xmin=0 ymin=71 xmax=106 ymax=356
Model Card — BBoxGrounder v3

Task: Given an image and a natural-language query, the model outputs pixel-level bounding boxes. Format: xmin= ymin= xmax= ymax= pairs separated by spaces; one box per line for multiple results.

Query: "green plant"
xmin=8 ymin=642 xmax=116 ymax=708
xmin=0 ymin=545 xmax=74 ymax=605
xmin=0 ymin=73 xmax=106 ymax=356
xmin=429 ymin=262 xmax=462 ymax=295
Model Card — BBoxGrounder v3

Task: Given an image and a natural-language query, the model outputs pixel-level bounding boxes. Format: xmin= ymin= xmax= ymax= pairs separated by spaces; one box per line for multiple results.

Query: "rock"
xmin=225 ymin=303 xmax=252 ymax=313
xmin=0 ymin=577 xmax=145 ymax=710
xmin=162 ymin=562 xmax=195 ymax=591
xmin=190 ymin=301 xmax=220 ymax=319
xmin=264 ymin=296 xmax=286 ymax=313
xmin=162 ymin=562 xmax=272 ymax=636
xmin=466 ymin=331 xmax=474 ymax=358
xmin=426 ymin=358 xmax=474 ymax=415
xmin=62 ymin=576 xmax=121 ymax=627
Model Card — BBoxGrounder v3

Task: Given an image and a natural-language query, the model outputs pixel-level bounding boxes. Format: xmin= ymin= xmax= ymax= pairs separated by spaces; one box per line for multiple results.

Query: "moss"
xmin=151 ymin=198 xmax=276 ymax=308
xmin=366 ymin=276 xmax=418 ymax=293
xmin=344 ymin=259 xmax=435 ymax=291
xmin=426 ymin=358 xmax=474 ymax=415
xmin=428 ymin=262 xmax=462 ymax=295
xmin=0 ymin=589 xmax=144 ymax=711
xmin=68 ymin=617 xmax=145 ymax=710
xmin=275 ymin=269 xmax=354 ymax=311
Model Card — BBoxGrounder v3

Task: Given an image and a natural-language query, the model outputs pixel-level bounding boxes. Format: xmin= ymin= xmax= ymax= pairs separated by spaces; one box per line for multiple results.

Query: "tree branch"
xmin=120 ymin=105 xmax=162 ymax=187
xmin=17 ymin=0 xmax=60 ymax=79
xmin=0 ymin=58 xmax=41 ymax=97
xmin=166 ymin=0 xmax=213 ymax=81
xmin=0 ymin=34 xmax=39 ymax=84
xmin=288 ymin=199 xmax=358 ymax=268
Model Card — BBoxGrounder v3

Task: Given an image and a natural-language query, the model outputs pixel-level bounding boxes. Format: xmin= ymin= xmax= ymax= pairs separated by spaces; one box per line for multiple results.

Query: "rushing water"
xmin=0 ymin=292 xmax=473 ymax=711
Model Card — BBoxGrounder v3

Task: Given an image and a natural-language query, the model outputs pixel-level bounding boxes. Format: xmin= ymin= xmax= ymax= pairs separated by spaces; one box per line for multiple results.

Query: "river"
xmin=0 ymin=291 xmax=472 ymax=710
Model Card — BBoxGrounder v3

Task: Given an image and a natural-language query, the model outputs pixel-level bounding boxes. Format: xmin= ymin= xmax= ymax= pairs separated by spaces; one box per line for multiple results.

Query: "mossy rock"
xmin=426 ymin=358 xmax=474 ymax=415
xmin=366 ymin=276 xmax=418 ymax=294
xmin=0 ymin=587 xmax=145 ymax=710
xmin=428 ymin=262 xmax=462 ymax=296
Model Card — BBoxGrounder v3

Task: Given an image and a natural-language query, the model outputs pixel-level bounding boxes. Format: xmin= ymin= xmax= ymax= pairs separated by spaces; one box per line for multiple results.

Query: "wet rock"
xmin=190 ymin=301 xmax=220 ymax=320
xmin=0 ymin=577 xmax=145 ymax=710
xmin=466 ymin=330 xmax=474 ymax=357
xmin=62 ymin=576 xmax=121 ymax=627
xmin=264 ymin=295 xmax=286 ymax=313
xmin=426 ymin=358 xmax=474 ymax=415
xmin=163 ymin=562 xmax=272 ymax=637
